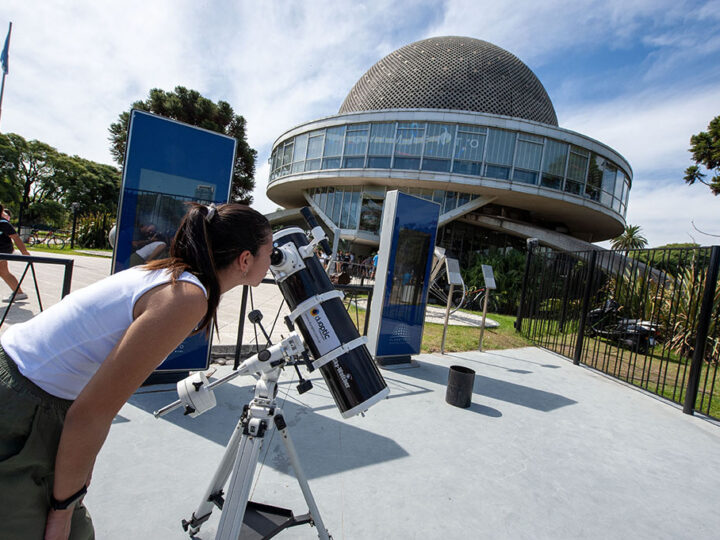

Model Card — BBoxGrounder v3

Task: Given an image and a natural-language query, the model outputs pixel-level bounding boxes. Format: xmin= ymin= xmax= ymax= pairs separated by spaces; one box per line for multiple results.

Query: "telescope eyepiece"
xmin=270 ymin=247 xmax=284 ymax=266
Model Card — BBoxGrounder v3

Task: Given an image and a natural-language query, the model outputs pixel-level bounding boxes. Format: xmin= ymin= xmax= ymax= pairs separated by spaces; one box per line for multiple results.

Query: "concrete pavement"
xmin=92 ymin=346 xmax=720 ymax=539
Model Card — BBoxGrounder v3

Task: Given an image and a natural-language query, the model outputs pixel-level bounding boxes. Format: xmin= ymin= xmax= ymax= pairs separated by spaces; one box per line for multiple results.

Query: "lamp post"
xmin=70 ymin=202 xmax=80 ymax=250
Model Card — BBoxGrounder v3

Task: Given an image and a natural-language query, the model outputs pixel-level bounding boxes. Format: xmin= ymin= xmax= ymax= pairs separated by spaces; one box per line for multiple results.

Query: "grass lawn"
xmin=342 ymin=300 xmax=531 ymax=354
xmin=27 ymin=245 xmax=112 ymax=258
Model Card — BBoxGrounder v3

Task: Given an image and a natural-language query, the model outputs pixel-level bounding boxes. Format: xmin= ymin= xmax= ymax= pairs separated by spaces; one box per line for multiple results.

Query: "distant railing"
xmin=327 ymin=260 xmax=376 ymax=286
xmin=0 ymin=253 xmax=74 ymax=327
xmin=516 ymin=245 xmax=720 ymax=420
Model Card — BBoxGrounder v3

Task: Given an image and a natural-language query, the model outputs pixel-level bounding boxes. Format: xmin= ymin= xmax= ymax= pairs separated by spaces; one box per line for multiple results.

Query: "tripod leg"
xmin=182 ymin=420 xmax=246 ymax=535
xmin=216 ymin=425 xmax=266 ymax=540
xmin=274 ymin=413 xmax=331 ymax=540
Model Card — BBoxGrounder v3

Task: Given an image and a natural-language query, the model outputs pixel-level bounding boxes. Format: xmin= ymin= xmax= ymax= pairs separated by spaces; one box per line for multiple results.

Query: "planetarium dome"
xmin=339 ymin=36 xmax=559 ymax=126
xmin=269 ymin=35 xmax=631 ymax=253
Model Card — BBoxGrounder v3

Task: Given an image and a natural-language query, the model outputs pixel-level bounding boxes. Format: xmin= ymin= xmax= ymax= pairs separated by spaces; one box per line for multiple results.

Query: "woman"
xmin=0 ymin=203 xmax=273 ymax=539
xmin=0 ymin=204 xmax=32 ymax=302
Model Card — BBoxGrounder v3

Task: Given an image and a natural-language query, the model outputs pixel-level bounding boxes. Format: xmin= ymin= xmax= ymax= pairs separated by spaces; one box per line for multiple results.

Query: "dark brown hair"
xmin=146 ymin=203 xmax=271 ymax=334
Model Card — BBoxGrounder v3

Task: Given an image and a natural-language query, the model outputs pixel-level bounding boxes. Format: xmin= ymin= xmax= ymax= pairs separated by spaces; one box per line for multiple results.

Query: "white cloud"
xmin=624 ymin=183 xmax=720 ymax=247
xmin=562 ymin=85 xmax=718 ymax=174
xmin=2 ymin=1 xmax=201 ymax=164
xmin=429 ymin=0 xmax=680 ymax=62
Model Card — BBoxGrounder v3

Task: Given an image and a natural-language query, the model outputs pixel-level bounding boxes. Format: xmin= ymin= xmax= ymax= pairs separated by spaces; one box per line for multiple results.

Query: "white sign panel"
xmin=481 ymin=264 xmax=497 ymax=290
xmin=445 ymin=257 xmax=464 ymax=286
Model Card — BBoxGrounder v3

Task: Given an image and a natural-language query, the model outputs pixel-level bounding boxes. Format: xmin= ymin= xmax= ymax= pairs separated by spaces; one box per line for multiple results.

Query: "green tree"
xmin=0 ymin=133 xmax=121 ymax=227
xmin=0 ymin=133 xmax=59 ymax=225
xmin=53 ymin=155 xmax=121 ymax=215
xmin=611 ymin=224 xmax=648 ymax=250
xmin=684 ymin=115 xmax=720 ymax=196
xmin=108 ymin=86 xmax=257 ymax=203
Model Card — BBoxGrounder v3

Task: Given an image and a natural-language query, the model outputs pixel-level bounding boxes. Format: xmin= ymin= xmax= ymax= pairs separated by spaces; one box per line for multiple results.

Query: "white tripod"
xmin=154 ymin=333 xmax=332 ymax=540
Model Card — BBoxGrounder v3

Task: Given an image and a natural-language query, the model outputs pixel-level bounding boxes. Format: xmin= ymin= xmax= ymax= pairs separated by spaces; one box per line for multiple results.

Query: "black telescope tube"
xmin=300 ymin=207 xmax=332 ymax=256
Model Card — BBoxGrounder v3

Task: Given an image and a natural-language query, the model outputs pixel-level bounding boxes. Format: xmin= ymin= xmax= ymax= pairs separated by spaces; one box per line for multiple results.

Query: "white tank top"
xmin=1 ymin=267 xmax=207 ymax=399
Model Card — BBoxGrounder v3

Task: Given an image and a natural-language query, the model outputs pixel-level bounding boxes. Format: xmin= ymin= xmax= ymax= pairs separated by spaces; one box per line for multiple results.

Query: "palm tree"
xmin=611 ymin=224 xmax=648 ymax=250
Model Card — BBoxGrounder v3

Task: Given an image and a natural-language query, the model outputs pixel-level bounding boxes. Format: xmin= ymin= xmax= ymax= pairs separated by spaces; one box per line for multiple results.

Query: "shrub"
xmin=74 ymin=213 xmax=114 ymax=249
xmin=462 ymin=248 xmax=526 ymax=314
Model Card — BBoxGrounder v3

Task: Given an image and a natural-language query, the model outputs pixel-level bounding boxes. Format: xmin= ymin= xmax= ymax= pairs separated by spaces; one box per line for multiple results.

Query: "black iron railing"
xmin=0 ymin=253 xmax=74 ymax=328
xmin=517 ymin=245 xmax=720 ymax=419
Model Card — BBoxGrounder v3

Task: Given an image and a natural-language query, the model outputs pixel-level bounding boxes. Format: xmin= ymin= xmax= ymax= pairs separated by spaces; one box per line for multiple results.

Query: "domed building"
xmin=267 ymin=36 xmax=631 ymax=261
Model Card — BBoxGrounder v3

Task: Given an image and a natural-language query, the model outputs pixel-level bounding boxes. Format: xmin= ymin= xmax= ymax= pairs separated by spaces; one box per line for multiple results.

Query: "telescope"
xmin=154 ymin=208 xmax=389 ymax=539
xmin=270 ymin=207 xmax=389 ymax=417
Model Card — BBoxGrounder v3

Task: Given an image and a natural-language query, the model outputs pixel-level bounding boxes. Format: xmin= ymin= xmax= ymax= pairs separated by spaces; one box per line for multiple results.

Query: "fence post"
xmin=574 ymin=250 xmax=597 ymax=365
xmin=515 ymin=238 xmax=538 ymax=332
xmin=558 ymin=269 xmax=571 ymax=332
xmin=233 ymin=285 xmax=250 ymax=370
xmin=61 ymin=260 xmax=74 ymax=298
xmin=683 ymin=245 xmax=720 ymax=415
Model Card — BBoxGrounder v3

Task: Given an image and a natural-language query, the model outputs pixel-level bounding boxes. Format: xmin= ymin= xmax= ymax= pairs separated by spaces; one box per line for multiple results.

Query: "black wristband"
xmin=50 ymin=485 xmax=88 ymax=510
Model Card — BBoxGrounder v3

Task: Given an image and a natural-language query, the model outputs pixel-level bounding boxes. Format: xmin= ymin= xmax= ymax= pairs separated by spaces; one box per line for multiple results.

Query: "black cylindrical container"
xmin=272 ymin=228 xmax=389 ymax=418
xmin=446 ymin=365 xmax=475 ymax=408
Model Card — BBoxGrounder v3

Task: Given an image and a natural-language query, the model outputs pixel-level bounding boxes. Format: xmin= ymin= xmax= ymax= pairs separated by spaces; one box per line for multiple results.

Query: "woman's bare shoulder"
xmin=135 ymin=279 xmax=207 ymax=320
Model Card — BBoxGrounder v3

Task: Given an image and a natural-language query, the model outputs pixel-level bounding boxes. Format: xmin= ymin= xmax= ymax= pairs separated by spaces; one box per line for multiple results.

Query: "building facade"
xmin=267 ymin=36 xmax=631 ymax=260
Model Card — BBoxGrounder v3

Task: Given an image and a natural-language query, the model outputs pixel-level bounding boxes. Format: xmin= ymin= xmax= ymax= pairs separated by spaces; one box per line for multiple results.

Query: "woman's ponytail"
xmin=146 ymin=203 xmax=271 ymax=335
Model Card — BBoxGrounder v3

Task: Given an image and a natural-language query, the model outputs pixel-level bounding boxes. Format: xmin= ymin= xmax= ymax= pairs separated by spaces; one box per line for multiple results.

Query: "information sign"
xmin=367 ymin=191 xmax=440 ymax=360
xmin=446 ymin=257 xmax=464 ymax=286
xmin=482 ymin=264 xmax=497 ymax=290
xmin=113 ymin=110 xmax=236 ymax=371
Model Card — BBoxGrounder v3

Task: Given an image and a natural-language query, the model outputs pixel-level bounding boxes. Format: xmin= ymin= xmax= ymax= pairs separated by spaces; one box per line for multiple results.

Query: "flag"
xmin=1 ymin=23 xmax=11 ymax=75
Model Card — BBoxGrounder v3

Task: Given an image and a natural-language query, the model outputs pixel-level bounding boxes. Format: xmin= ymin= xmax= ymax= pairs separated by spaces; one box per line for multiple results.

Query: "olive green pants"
xmin=0 ymin=346 xmax=94 ymax=539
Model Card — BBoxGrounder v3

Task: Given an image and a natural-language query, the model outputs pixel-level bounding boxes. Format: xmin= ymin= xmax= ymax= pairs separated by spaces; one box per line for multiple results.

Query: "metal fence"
xmin=327 ymin=260 xmax=376 ymax=286
xmin=0 ymin=253 xmax=75 ymax=328
xmin=516 ymin=245 xmax=720 ymax=419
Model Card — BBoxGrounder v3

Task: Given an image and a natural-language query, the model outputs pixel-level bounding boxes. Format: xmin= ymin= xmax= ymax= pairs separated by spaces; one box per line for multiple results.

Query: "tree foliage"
xmin=611 ymin=224 xmax=648 ymax=250
xmin=0 ymin=132 xmax=121 ymax=227
xmin=108 ymin=86 xmax=257 ymax=204
xmin=630 ymin=243 xmax=707 ymax=274
xmin=684 ymin=115 xmax=720 ymax=196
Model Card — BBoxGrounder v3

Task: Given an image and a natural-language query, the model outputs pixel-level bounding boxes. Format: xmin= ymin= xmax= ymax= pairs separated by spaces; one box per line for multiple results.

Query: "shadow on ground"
xmin=407 ymin=352 xmax=577 ymax=412
xmin=128 ymin=379 xmax=409 ymax=480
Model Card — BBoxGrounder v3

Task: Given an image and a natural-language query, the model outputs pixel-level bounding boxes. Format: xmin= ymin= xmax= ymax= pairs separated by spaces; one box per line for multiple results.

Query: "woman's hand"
xmin=44 ymin=508 xmax=73 ymax=540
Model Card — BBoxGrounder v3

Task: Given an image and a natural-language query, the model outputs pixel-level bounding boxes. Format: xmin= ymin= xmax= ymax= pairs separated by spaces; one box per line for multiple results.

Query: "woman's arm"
xmin=9 ymin=233 xmax=30 ymax=256
xmin=45 ymin=281 xmax=207 ymax=535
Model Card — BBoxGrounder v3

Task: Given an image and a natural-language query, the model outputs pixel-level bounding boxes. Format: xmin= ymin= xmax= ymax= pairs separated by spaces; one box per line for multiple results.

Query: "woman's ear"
xmin=237 ymin=250 xmax=252 ymax=273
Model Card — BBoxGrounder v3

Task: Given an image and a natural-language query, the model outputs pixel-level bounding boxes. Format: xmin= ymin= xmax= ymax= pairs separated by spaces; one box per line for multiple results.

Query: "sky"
xmin=1 ymin=0 xmax=719 ymax=248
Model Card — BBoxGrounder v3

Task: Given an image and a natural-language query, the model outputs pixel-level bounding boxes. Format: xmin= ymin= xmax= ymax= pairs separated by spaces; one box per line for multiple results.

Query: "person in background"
xmin=0 ymin=204 xmax=31 ymax=302
xmin=335 ymin=250 xmax=344 ymax=273
xmin=316 ymin=246 xmax=329 ymax=269
xmin=0 ymin=203 xmax=273 ymax=539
